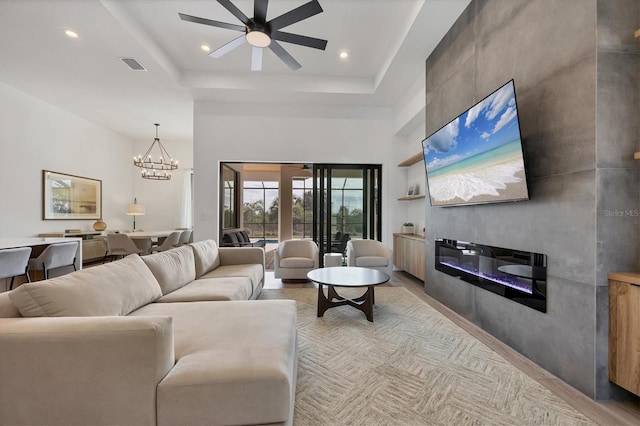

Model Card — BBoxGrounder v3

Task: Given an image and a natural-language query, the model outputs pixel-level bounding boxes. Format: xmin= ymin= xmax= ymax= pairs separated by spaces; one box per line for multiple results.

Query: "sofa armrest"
xmin=0 ymin=316 xmax=174 ymax=426
xmin=219 ymin=246 xmax=265 ymax=267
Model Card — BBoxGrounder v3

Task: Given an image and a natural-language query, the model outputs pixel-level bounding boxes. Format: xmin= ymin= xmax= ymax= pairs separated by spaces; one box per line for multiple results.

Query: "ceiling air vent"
xmin=120 ymin=57 xmax=146 ymax=71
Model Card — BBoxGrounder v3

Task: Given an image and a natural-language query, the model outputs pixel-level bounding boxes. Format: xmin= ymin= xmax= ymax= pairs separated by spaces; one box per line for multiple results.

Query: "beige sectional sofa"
xmin=0 ymin=240 xmax=298 ymax=426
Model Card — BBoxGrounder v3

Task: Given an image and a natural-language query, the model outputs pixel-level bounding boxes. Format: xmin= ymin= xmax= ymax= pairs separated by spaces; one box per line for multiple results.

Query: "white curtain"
xmin=180 ymin=170 xmax=193 ymax=229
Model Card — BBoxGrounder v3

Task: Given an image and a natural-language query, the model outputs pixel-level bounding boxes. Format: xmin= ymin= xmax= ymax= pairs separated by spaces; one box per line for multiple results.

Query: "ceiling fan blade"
xmin=268 ymin=40 xmax=301 ymax=70
xmin=179 ymin=13 xmax=246 ymax=31
xmin=251 ymin=47 xmax=263 ymax=71
xmin=271 ymin=31 xmax=327 ymax=50
xmin=267 ymin=0 xmax=323 ymax=31
xmin=254 ymin=0 xmax=269 ymax=24
xmin=209 ymin=35 xmax=247 ymax=58
xmin=217 ymin=0 xmax=251 ymax=26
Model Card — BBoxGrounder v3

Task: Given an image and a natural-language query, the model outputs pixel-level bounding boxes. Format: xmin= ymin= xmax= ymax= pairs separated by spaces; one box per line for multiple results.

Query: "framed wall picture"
xmin=43 ymin=170 xmax=102 ymax=220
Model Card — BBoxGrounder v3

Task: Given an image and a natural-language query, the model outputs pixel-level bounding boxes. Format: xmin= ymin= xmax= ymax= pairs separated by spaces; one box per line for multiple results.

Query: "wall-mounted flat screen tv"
xmin=422 ymin=80 xmax=529 ymax=207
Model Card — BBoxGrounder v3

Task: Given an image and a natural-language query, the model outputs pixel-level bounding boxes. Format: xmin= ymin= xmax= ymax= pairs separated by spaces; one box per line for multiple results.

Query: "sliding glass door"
xmin=313 ymin=164 xmax=382 ymax=265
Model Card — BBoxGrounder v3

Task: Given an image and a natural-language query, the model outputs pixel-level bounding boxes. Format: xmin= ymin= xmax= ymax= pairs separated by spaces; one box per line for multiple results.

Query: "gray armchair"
xmin=346 ymin=239 xmax=393 ymax=276
xmin=274 ymin=239 xmax=319 ymax=280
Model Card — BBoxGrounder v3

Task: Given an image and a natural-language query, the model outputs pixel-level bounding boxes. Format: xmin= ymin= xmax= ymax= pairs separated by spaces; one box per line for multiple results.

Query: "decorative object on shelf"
xmin=93 ymin=219 xmax=107 ymax=231
xmin=407 ymin=185 xmax=415 ymax=196
xmin=133 ymin=124 xmax=178 ymax=180
xmin=42 ymin=170 xmax=102 ymax=220
xmin=402 ymin=222 xmax=414 ymax=234
xmin=126 ymin=198 xmax=145 ymax=231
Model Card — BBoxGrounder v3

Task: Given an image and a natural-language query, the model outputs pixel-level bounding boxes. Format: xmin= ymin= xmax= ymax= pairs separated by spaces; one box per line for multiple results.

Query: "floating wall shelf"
xmin=397 ymin=152 xmax=423 ymax=167
xmin=397 ymin=195 xmax=425 ymax=201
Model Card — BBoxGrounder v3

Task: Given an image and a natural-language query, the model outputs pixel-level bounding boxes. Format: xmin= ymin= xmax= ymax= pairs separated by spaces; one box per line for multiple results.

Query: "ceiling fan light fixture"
xmin=246 ymin=29 xmax=271 ymax=48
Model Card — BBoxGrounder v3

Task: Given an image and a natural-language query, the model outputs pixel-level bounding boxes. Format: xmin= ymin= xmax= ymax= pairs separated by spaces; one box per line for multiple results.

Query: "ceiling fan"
xmin=179 ymin=0 xmax=327 ymax=71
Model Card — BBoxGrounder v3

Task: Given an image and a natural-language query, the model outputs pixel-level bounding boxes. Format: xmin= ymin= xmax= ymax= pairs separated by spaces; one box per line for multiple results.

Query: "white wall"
xmin=0 ymin=83 xmax=134 ymax=237
xmin=193 ymin=103 xmax=401 ymax=246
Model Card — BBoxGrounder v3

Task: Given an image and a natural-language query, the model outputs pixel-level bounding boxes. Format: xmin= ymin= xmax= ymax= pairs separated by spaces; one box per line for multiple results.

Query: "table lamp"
xmin=126 ymin=198 xmax=145 ymax=231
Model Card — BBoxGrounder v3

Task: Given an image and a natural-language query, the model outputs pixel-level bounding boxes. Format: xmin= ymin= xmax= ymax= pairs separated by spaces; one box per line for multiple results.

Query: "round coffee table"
xmin=307 ymin=267 xmax=390 ymax=322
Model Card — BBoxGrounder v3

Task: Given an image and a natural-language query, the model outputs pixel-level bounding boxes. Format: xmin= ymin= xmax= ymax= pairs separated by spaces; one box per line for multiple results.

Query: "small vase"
xmin=93 ymin=219 xmax=107 ymax=231
xmin=402 ymin=226 xmax=414 ymax=234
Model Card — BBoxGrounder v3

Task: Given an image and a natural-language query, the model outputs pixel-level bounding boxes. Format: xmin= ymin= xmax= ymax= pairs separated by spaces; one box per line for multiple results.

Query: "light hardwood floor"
xmin=264 ymin=270 xmax=640 ymax=426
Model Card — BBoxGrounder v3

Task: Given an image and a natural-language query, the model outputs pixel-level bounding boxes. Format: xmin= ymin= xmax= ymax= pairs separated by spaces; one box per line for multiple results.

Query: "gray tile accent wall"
xmin=425 ymin=0 xmax=640 ymax=400
xmin=594 ymin=0 xmax=640 ymax=400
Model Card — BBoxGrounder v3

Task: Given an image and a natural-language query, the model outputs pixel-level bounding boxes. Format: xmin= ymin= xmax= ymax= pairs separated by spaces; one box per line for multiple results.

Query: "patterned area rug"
xmin=259 ymin=287 xmax=593 ymax=426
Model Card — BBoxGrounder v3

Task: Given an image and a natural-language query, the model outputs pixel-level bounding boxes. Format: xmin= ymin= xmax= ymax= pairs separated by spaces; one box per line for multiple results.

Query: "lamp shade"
xmin=126 ymin=203 xmax=145 ymax=215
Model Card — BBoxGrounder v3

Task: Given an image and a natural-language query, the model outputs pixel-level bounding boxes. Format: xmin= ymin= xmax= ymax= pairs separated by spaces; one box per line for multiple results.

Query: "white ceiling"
xmin=0 ymin=0 xmax=470 ymax=143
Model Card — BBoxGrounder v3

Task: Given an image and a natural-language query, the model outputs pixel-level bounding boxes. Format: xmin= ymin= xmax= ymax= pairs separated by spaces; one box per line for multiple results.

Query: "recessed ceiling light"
xmin=201 ymin=44 xmax=211 ymax=52
xmin=64 ymin=29 xmax=78 ymax=39
xmin=339 ymin=51 xmax=348 ymax=59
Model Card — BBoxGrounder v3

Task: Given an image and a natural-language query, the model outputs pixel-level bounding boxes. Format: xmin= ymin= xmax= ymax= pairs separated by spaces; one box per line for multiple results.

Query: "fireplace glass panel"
xmin=435 ymin=238 xmax=547 ymax=312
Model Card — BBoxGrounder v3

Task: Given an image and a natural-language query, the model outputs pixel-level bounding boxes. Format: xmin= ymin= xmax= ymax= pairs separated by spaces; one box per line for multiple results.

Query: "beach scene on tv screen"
xmin=423 ymin=81 xmax=529 ymax=207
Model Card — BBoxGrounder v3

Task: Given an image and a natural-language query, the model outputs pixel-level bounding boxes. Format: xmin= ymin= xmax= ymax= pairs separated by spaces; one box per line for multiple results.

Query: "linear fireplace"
xmin=435 ymin=239 xmax=547 ymax=312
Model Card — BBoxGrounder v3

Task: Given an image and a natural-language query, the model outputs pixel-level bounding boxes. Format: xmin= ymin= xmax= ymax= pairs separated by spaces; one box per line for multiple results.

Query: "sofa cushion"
xmin=280 ymin=257 xmax=315 ymax=268
xmin=0 ymin=292 xmax=20 ymax=318
xmin=355 ymin=256 xmax=389 ymax=268
xmin=190 ymin=240 xmax=221 ymax=277
xmin=9 ymin=255 xmax=161 ymax=317
xmin=156 ymin=277 xmax=253 ymax=302
xmin=237 ymin=231 xmax=250 ymax=243
xmin=200 ymin=264 xmax=263 ymax=293
xmin=222 ymin=232 xmax=240 ymax=247
xmin=130 ymin=300 xmax=297 ymax=426
xmin=142 ymin=246 xmax=196 ymax=295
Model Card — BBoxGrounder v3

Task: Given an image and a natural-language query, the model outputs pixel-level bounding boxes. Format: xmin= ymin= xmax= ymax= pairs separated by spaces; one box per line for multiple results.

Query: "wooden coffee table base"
xmin=317 ymin=284 xmax=376 ymax=322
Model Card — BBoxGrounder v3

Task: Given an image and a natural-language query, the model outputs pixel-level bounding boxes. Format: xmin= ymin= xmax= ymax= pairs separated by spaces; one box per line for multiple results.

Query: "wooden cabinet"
xmin=608 ymin=272 xmax=640 ymax=396
xmin=393 ymin=233 xmax=425 ymax=281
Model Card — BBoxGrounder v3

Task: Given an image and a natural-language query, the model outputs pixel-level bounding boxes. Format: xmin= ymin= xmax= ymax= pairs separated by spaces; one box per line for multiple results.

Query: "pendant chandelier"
xmin=133 ymin=123 xmax=178 ymax=180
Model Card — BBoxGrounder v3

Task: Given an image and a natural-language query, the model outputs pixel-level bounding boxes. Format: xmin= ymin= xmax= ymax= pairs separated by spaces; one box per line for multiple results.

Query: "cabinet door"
xmin=407 ymin=239 xmax=426 ymax=281
xmin=393 ymin=235 xmax=404 ymax=268
xmin=609 ymin=280 xmax=640 ymax=396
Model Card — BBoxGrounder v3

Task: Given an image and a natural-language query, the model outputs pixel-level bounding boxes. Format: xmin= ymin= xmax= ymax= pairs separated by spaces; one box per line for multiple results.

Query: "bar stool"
xmin=28 ymin=241 xmax=78 ymax=280
xmin=0 ymin=247 xmax=32 ymax=290
xmin=103 ymin=234 xmax=141 ymax=263
xmin=177 ymin=229 xmax=193 ymax=246
xmin=151 ymin=231 xmax=182 ymax=253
